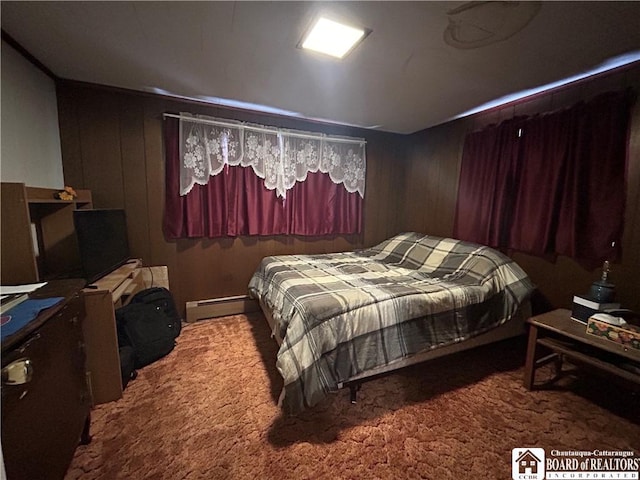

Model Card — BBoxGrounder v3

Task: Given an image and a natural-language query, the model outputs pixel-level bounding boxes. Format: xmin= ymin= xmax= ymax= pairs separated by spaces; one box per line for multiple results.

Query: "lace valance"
xmin=174 ymin=113 xmax=366 ymax=199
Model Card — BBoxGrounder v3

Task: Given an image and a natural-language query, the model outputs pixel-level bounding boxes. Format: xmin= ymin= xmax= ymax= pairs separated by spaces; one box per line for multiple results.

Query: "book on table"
xmin=571 ymin=294 xmax=621 ymax=324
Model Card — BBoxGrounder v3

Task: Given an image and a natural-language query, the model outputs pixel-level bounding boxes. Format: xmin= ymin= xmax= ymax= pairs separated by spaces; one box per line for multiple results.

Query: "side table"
xmin=524 ymin=308 xmax=640 ymax=391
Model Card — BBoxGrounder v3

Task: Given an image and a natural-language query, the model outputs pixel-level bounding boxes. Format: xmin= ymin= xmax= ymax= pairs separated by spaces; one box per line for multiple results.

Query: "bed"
xmin=248 ymin=232 xmax=535 ymax=414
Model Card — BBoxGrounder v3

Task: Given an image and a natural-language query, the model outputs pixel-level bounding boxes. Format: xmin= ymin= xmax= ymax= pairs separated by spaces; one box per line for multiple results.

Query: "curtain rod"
xmin=162 ymin=113 xmax=366 ymax=145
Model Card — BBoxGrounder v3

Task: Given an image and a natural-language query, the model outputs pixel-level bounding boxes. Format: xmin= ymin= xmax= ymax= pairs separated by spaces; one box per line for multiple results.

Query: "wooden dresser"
xmin=1 ymin=280 xmax=91 ymax=480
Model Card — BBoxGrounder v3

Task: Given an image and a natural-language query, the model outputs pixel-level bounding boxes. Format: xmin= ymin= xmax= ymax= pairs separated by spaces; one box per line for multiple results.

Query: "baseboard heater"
xmin=185 ymin=294 xmax=259 ymax=323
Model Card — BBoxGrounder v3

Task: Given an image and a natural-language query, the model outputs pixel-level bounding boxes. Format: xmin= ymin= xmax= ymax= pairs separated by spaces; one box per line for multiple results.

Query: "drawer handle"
xmin=2 ymin=357 xmax=33 ymax=385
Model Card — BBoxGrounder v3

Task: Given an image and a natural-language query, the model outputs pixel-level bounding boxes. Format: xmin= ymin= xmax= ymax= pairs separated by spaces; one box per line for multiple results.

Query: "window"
xmin=163 ymin=114 xmax=366 ymax=238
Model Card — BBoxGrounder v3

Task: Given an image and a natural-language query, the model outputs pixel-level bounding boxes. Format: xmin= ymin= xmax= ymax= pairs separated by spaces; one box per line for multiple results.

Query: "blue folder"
xmin=1 ymin=297 xmax=64 ymax=341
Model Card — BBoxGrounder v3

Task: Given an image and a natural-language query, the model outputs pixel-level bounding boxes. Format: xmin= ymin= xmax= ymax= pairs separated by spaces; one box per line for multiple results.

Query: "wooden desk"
xmin=524 ymin=308 xmax=640 ymax=390
xmin=2 ymin=280 xmax=91 ymax=480
xmin=82 ymin=260 xmax=145 ymax=404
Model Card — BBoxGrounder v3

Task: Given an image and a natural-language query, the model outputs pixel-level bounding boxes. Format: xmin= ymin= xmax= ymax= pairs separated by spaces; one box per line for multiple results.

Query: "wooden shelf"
xmin=1 ymin=182 xmax=93 ymax=285
xmin=537 ymin=337 xmax=640 ymax=385
xmin=24 ymin=185 xmax=92 ymax=204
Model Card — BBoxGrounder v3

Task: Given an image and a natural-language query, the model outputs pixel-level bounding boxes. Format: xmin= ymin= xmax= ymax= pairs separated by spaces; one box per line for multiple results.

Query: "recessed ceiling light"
xmin=300 ymin=17 xmax=369 ymax=59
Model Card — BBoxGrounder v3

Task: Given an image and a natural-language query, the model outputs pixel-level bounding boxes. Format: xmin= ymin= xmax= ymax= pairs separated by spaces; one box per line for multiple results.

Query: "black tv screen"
xmin=73 ymin=209 xmax=131 ymax=284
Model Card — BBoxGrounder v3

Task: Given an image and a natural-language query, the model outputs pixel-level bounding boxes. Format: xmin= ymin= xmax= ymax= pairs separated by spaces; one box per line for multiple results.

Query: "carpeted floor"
xmin=65 ymin=313 xmax=639 ymax=480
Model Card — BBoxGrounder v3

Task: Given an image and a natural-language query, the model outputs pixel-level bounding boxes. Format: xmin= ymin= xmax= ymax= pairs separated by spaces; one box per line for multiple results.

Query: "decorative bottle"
xmin=588 ymin=261 xmax=615 ymax=303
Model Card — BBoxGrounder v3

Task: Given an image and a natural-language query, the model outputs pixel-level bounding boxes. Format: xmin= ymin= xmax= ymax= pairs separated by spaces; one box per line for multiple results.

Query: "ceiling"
xmin=2 ymin=1 xmax=640 ymax=134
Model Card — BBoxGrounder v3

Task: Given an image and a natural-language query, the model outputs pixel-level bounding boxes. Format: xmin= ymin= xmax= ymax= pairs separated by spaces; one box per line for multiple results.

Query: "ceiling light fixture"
xmin=300 ymin=16 xmax=369 ymax=59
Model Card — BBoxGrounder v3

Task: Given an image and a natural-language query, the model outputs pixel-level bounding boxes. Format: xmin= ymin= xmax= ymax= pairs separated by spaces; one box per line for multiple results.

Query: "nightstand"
xmin=523 ymin=308 xmax=640 ymax=391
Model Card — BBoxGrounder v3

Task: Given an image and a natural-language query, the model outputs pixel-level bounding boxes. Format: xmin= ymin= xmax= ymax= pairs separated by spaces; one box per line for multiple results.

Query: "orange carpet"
xmin=65 ymin=313 xmax=639 ymax=480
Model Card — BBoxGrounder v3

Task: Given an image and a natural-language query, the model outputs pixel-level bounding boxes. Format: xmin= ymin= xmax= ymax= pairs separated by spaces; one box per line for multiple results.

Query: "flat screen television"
xmin=73 ymin=209 xmax=131 ymax=284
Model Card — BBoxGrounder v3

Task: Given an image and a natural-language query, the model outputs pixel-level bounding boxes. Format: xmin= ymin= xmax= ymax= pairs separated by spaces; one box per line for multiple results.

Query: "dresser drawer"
xmin=2 ymin=292 xmax=90 ymax=480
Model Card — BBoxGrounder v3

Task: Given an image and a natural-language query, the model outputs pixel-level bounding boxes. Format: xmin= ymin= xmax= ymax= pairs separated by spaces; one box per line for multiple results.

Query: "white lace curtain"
xmin=175 ymin=113 xmax=366 ymax=199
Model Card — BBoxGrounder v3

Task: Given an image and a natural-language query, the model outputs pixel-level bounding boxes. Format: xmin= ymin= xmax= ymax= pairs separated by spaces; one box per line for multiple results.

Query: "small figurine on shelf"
xmin=54 ymin=186 xmax=78 ymax=201
xmin=589 ymin=260 xmax=616 ymax=303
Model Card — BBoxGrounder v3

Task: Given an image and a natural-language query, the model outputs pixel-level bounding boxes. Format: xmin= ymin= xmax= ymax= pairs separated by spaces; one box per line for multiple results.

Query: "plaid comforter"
xmin=248 ymin=232 xmax=534 ymax=414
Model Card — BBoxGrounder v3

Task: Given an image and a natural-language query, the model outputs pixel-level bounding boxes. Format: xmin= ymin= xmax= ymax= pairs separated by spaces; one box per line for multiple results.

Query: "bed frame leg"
xmin=349 ymin=383 xmax=361 ymax=404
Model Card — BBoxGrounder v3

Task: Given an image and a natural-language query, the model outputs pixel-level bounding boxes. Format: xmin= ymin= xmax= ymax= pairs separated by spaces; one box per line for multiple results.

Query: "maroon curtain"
xmin=163 ymin=117 xmax=363 ymax=239
xmin=508 ymin=109 xmax=574 ymax=256
xmin=454 ymin=89 xmax=633 ymax=265
xmin=288 ymin=171 xmax=362 ymax=235
xmin=554 ymin=91 xmax=632 ymax=264
xmin=453 ymin=117 xmax=526 ymax=247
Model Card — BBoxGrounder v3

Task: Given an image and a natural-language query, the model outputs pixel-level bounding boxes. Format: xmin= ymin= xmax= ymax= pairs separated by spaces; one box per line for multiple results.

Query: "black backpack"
xmin=119 ymin=345 xmax=138 ymax=388
xmin=115 ymin=303 xmax=176 ymax=369
xmin=130 ymin=287 xmax=182 ymax=339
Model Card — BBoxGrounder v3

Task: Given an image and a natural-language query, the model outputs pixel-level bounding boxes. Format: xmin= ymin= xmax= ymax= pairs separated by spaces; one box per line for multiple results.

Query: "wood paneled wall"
xmin=56 ymin=83 xmax=407 ymax=312
xmin=403 ymin=64 xmax=640 ymax=311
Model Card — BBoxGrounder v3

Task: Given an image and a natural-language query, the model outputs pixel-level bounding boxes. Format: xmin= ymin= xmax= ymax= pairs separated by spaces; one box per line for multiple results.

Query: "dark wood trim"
xmin=1 ymin=29 xmax=58 ymax=80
